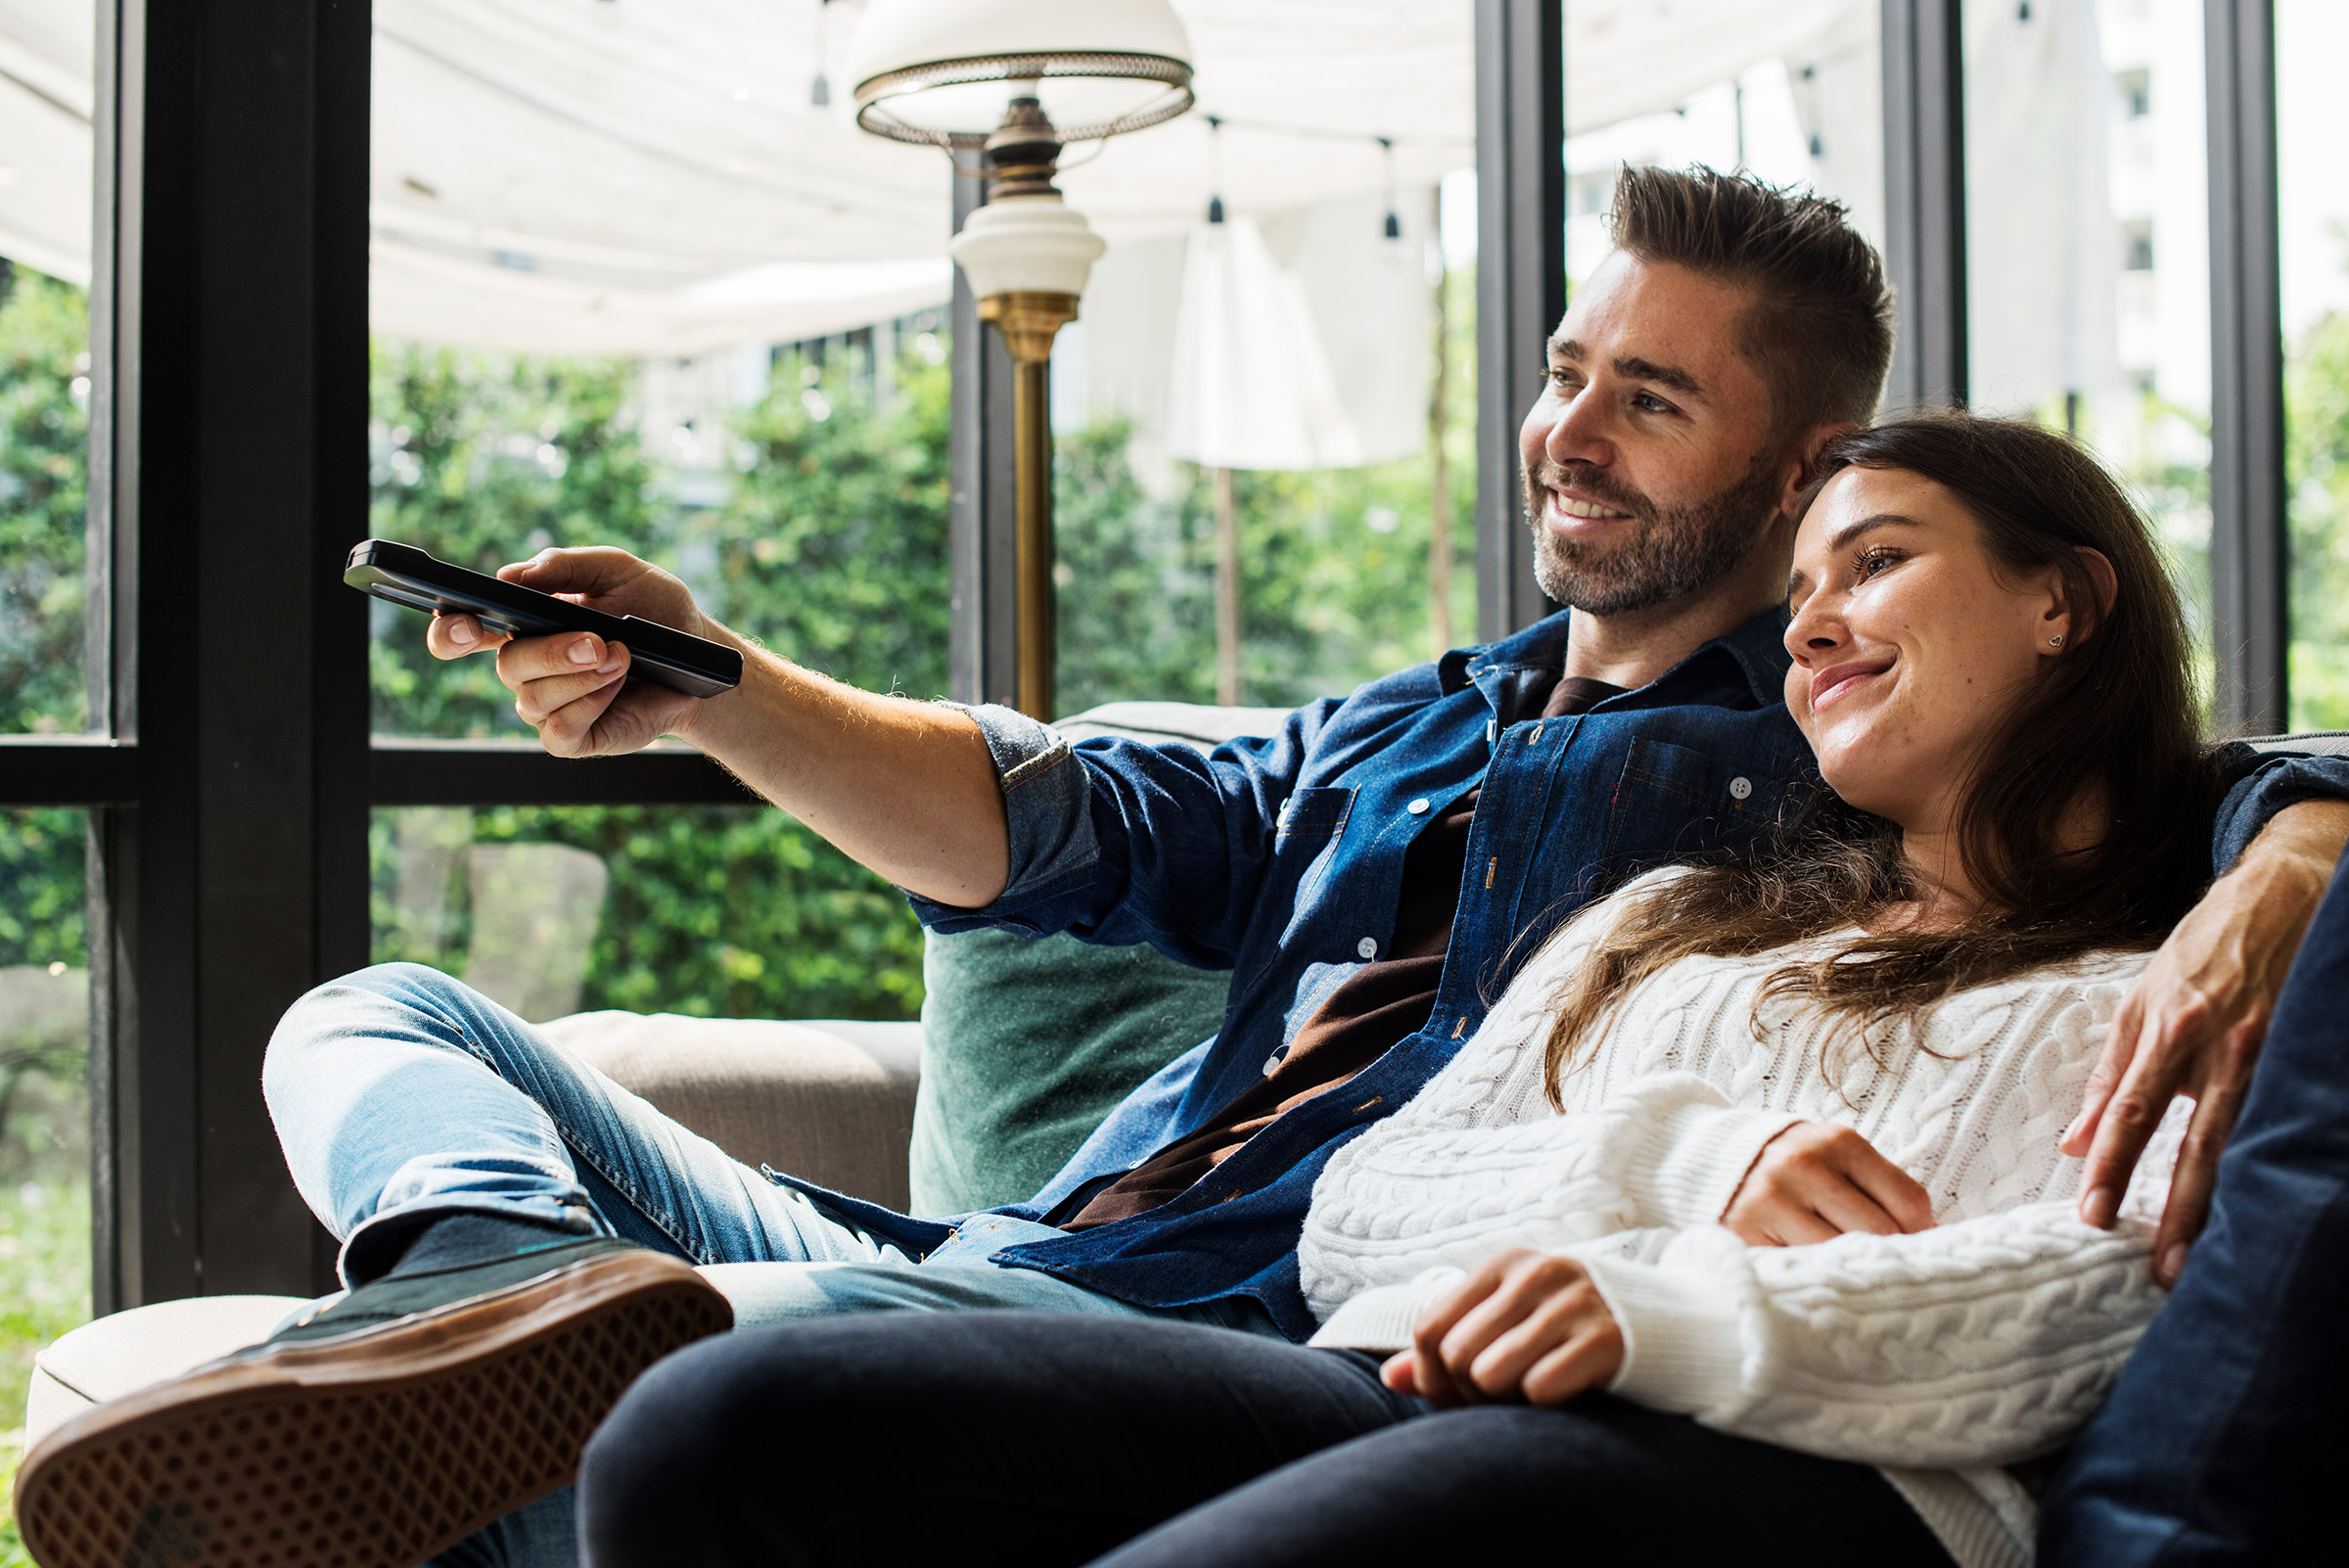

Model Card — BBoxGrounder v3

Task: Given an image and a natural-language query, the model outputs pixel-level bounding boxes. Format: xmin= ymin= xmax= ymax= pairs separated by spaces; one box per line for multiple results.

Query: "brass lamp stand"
xmin=978 ymin=290 xmax=1079 ymax=717
xmin=845 ymin=3 xmax=1192 ymax=719
xmin=949 ymin=97 xmax=1103 ymax=719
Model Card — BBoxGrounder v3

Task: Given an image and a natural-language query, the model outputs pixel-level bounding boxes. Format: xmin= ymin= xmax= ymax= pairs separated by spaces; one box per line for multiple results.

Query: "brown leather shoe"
xmin=12 ymin=1238 xmax=733 ymax=1568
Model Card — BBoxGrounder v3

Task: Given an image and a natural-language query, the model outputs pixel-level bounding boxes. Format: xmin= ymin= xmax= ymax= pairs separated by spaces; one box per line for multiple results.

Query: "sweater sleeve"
xmin=1579 ymin=1204 xmax=2168 ymax=1469
xmin=1299 ymin=1065 xmax=1797 ymax=1321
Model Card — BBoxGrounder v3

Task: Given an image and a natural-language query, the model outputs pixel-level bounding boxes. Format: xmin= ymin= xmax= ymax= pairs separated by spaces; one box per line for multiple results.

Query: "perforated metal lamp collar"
xmin=852 ymin=51 xmax=1193 ymax=149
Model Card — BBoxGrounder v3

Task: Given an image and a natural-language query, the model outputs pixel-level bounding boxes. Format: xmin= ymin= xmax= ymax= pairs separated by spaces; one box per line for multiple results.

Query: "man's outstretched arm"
xmin=2065 ymin=795 xmax=2349 ymax=1283
xmin=427 ymin=547 xmax=1010 ymax=909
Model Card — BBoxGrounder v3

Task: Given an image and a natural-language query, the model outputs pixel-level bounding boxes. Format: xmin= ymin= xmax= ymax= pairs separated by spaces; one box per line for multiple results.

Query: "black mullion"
xmin=2206 ymin=0 xmax=2287 ymax=734
xmin=369 ymin=742 xmax=760 ymax=808
xmin=1880 ymin=0 xmax=1966 ymax=413
xmin=0 ymin=742 xmax=139 ymax=806
xmin=1473 ymin=0 xmax=1566 ymax=641
xmin=948 ymin=153 xmax=1019 ymax=707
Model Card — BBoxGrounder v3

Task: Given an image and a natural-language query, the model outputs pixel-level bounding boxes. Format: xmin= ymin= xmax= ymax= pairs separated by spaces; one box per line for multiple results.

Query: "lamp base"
xmin=976 ymin=291 xmax=1081 ymax=366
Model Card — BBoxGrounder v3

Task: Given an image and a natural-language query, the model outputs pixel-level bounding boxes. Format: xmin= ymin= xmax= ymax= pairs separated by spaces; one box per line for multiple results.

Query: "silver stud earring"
xmin=2049 ymin=634 xmax=2065 ymax=648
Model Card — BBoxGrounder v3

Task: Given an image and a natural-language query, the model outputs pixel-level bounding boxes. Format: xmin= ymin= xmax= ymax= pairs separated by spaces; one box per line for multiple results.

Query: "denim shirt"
xmin=780 ymin=608 xmax=2349 ymax=1341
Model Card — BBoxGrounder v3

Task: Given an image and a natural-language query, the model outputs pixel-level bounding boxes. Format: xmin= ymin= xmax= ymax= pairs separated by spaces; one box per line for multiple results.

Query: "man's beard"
xmin=1521 ymin=451 xmax=1783 ymax=616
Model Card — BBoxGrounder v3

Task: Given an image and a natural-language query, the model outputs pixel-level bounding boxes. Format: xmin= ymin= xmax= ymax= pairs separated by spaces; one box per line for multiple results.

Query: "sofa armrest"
xmin=542 ymin=1012 xmax=923 ymax=1214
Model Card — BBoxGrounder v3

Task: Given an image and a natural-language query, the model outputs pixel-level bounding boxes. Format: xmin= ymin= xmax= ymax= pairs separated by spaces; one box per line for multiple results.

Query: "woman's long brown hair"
xmin=1541 ymin=413 xmax=2222 ymax=1104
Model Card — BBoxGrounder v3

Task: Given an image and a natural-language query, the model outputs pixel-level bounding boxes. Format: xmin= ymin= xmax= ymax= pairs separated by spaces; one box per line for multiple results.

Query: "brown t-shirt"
xmin=1053 ymin=674 xmax=1624 ymax=1231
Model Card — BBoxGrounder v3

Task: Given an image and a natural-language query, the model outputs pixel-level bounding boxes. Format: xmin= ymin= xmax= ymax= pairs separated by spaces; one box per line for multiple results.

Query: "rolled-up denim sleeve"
xmin=904 ymin=697 xmax=1335 ymax=967
xmin=946 ymin=702 xmax=1102 ymax=902
xmin=2212 ymin=748 xmax=2349 ymax=873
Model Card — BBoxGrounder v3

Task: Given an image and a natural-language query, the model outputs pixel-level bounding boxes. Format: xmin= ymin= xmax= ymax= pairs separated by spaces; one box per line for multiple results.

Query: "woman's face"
xmin=1783 ymin=467 xmax=2073 ymax=833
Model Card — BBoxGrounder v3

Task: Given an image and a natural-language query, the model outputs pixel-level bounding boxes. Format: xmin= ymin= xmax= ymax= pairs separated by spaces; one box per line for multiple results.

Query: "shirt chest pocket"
xmin=1601 ymin=739 xmax=1790 ymax=863
xmin=1274 ymin=786 xmax=1356 ymax=846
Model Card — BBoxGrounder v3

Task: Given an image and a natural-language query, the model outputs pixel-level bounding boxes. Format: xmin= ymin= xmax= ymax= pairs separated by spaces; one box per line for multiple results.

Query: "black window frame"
xmin=0 ymin=0 xmax=2299 ymax=1306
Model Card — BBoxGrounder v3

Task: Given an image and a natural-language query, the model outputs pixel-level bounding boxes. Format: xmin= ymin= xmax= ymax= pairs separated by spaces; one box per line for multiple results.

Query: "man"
xmin=19 ymin=167 xmax=2346 ymax=1568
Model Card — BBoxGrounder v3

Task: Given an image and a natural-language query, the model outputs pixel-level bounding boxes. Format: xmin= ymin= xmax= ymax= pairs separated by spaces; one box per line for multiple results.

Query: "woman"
xmin=579 ymin=414 xmax=2222 ymax=1568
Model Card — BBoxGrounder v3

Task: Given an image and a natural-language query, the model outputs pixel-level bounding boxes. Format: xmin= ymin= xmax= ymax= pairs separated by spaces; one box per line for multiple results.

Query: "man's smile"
xmin=1543 ymin=486 xmax=1636 ymax=535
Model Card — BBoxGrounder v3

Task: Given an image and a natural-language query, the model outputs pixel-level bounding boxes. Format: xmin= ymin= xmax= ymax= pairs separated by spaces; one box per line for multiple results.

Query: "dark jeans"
xmin=2041 ymin=845 xmax=2349 ymax=1564
xmin=576 ymin=1314 xmax=1952 ymax=1568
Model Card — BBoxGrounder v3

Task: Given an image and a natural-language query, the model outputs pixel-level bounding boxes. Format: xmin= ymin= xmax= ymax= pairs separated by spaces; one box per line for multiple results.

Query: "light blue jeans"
xmin=262 ymin=963 xmax=1276 ymax=1568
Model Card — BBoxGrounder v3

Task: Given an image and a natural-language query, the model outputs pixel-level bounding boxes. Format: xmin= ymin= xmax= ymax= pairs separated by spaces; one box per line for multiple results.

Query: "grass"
xmin=0 ymin=1176 xmax=92 ymax=1568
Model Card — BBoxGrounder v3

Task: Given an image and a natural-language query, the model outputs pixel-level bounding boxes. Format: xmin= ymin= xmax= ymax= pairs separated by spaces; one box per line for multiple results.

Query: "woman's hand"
xmin=1379 ymin=1249 xmax=1625 ymax=1409
xmin=1721 ymin=1121 xmax=1937 ymax=1246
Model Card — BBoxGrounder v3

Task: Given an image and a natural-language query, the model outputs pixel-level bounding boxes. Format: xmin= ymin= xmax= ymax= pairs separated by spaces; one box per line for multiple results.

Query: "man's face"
xmin=1518 ymin=254 xmax=1791 ymax=615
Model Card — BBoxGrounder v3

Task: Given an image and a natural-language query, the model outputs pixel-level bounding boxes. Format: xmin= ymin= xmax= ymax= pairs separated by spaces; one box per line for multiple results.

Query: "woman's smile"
xmin=1808 ymin=655 xmax=1895 ymax=715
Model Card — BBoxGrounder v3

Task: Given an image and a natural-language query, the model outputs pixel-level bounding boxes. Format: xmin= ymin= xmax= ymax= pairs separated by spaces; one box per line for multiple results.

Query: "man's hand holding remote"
xmin=427 ymin=545 xmax=1012 ymax=909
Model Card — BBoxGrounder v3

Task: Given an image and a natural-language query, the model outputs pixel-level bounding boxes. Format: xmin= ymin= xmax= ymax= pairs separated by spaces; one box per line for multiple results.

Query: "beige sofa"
xmin=30 ymin=719 xmax=2349 ymax=1446
xmin=24 ymin=701 xmax=1290 ymax=1446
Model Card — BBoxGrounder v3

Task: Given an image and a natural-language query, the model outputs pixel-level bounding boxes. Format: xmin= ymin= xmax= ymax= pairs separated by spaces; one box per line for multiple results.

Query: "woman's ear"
xmin=2040 ymin=547 xmax=2117 ymax=653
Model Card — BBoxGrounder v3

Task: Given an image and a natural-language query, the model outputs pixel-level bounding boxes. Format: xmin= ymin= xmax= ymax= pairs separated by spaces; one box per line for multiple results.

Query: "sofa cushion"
xmin=907 ymin=703 xmax=1288 ymax=1218
xmin=545 ymin=1012 xmax=922 ymax=1213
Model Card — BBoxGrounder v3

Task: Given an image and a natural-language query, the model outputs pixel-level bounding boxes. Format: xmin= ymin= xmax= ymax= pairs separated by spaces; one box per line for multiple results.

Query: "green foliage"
xmin=372 ymin=805 xmax=925 ymax=1022
xmin=0 ymin=267 xmax=89 ymax=735
xmin=709 ymin=354 xmax=951 ymax=695
xmin=1055 ymin=263 xmax=1478 ymax=711
xmin=369 ymin=344 xmax=666 ymax=737
xmin=0 ymin=1178 xmax=93 ymax=1564
xmin=0 ymin=810 xmax=84 ymax=972
xmin=2289 ymin=308 xmax=2349 ymax=730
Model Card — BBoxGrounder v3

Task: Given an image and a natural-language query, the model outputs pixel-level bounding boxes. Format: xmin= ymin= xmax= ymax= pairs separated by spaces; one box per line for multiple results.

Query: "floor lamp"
xmin=845 ymin=0 xmax=1196 ymax=719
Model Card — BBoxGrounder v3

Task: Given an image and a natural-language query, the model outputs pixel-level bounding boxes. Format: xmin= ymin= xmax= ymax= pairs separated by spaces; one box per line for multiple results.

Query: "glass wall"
xmin=0 ymin=808 xmax=92 ymax=1489
xmin=0 ymin=0 xmax=94 ymax=736
xmin=1563 ymin=3 xmax=1885 ymax=289
xmin=2278 ymin=0 xmax=2349 ymax=730
xmin=1965 ymin=0 xmax=2215 ymax=694
xmin=371 ymin=805 xmax=924 ymax=1023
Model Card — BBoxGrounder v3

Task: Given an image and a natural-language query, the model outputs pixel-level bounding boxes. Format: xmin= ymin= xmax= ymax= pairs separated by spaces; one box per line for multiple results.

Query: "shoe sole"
xmin=12 ymin=1248 xmax=733 ymax=1568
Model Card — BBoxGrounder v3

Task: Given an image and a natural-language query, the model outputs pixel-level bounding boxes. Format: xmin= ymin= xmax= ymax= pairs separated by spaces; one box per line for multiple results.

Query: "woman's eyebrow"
xmin=1823 ymin=512 xmax=1924 ymax=553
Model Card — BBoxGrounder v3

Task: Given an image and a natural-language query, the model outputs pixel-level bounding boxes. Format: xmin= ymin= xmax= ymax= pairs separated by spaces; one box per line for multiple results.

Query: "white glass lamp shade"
xmin=949 ymin=194 xmax=1108 ymax=300
xmin=847 ymin=0 xmax=1194 ymax=148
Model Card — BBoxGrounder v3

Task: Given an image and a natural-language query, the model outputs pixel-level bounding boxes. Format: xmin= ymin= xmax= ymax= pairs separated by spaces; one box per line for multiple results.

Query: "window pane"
xmin=371 ymin=806 xmax=923 ymax=1022
xmin=0 ymin=4 xmax=96 ymax=735
xmin=1965 ymin=0 xmax=2214 ymax=698
xmin=2279 ymin=0 xmax=2349 ymax=730
xmin=1564 ymin=5 xmax=1886 ymax=287
xmin=0 ymin=807 xmax=93 ymax=1495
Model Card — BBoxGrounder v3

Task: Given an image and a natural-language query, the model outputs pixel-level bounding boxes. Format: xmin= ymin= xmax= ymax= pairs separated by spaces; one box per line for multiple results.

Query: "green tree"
xmin=0 ymin=265 xmax=89 ymax=735
xmin=2288 ymin=307 xmax=2349 ymax=730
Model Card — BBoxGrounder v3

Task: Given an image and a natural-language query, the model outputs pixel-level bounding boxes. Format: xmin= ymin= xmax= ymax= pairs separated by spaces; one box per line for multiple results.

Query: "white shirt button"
xmin=1356 ymin=937 xmax=1379 ymax=959
xmin=1263 ymin=1052 xmax=1283 ymax=1077
xmin=1729 ymin=776 xmax=1753 ymax=800
xmin=1406 ymin=797 xmax=1431 ymax=815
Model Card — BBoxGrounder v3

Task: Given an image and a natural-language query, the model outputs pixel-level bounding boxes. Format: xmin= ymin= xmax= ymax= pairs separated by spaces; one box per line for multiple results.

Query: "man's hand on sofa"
xmin=2065 ymin=798 xmax=2349 ymax=1285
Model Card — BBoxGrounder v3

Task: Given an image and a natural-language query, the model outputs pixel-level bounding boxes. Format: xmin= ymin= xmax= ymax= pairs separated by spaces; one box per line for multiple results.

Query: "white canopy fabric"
xmin=3 ymin=0 xmax=1891 ymax=357
xmin=1164 ymin=216 xmax=1362 ymax=472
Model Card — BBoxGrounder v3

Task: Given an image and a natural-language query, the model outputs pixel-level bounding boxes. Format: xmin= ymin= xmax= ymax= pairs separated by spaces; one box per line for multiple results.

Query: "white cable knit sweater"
xmin=1300 ymin=868 xmax=2185 ymax=1568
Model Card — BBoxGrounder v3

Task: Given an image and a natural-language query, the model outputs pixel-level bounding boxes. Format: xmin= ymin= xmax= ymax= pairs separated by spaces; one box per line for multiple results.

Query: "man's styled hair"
xmin=1606 ymin=164 xmax=1895 ymax=432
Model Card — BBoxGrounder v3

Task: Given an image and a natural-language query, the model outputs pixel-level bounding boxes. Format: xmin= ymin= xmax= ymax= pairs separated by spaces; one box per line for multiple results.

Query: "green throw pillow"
xmin=909 ymin=928 xmax=1231 ymax=1217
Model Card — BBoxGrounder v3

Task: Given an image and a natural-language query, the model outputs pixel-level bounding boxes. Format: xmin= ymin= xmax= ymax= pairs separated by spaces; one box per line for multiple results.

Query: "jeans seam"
xmin=451 ymin=1029 xmax=714 ymax=1266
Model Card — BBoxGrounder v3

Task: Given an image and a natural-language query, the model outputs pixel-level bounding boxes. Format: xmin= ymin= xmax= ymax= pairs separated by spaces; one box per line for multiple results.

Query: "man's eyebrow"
xmin=1613 ymin=355 xmax=1703 ymax=398
xmin=1544 ymin=339 xmax=1705 ymax=400
xmin=1787 ymin=513 xmax=1926 ymax=599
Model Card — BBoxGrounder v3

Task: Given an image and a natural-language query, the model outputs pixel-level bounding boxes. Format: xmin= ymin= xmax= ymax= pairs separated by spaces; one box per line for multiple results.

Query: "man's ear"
xmin=1776 ymin=421 xmax=1858 ymax=518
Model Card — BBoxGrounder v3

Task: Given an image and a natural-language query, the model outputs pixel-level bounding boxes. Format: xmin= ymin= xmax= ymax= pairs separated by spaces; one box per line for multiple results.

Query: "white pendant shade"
xmin=847 ymin=0 xmax=1193 ymax=146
